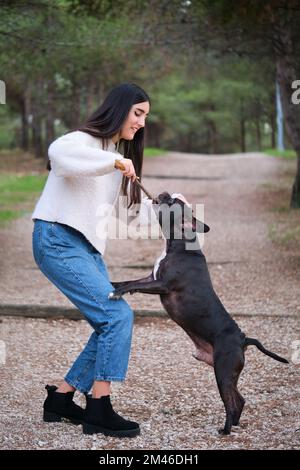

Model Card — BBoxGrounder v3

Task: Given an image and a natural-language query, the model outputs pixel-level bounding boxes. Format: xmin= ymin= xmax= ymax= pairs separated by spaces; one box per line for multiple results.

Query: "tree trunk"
xmin=45 ymin=79 xmax=55 ymax=150
xmin=31 ymin=81 xmax=44 ymax=159
xmin=70 ymin=82 xmax=81 ymax=129
xmin=240 ymin=99 xmax=246 ymax=153
xmin=20 ymin=89 xmax=30 ymax=151
xmin=270 ymin=111 xmax=276 ymax=148
xmin=207 ymin=119 xmax=218 ymax=154
xmin=146 ymin=121 xmax=162 ymax=148
xmin=86 ymin=77 xmax=98 ymax=117
xmin=255 ymin=118 xmax=261 ymax=151
xmin=97 ymin=82 xmax=105 ymax=107
xmin=271 ymin=11 xmax=300 ymax=207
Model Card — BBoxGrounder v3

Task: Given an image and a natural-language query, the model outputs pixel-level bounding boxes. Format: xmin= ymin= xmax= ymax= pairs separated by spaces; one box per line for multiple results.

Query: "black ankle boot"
xmin=43 ymin=385 xmax=84 ymax=425
xmin=82 ymin=395 xmax=140 ymax=438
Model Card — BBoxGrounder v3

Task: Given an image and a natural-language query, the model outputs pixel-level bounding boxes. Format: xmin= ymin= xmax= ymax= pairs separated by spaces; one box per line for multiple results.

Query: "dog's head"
xmin=152 ymin=191 xmax=210 ymax=241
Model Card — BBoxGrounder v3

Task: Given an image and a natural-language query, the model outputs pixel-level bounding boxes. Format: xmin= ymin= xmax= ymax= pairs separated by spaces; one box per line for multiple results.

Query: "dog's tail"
xmin=245 ymin=337 xmax=289 ymax=363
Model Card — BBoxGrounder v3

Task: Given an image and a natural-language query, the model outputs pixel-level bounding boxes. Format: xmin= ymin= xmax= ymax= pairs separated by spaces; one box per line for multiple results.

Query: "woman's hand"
xmin=115 ymin=158 xmax=137 ymax=181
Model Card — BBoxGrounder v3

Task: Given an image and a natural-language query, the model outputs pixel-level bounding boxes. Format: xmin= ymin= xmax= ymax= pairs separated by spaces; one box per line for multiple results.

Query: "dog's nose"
xmin=157 ymin=192 xmax=171 ymax=203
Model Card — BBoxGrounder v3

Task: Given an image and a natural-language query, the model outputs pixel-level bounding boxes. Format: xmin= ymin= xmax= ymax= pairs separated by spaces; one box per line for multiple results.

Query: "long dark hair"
xmin=48 ymin=82 xmax=150 ymax=208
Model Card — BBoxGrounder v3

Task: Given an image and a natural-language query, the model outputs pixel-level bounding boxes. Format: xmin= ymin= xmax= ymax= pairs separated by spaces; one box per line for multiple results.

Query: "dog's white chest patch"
xmin=153 ymin=249 xmax=167 ymax=280
xmin=152 ymin=192 xmax=190 ymax=280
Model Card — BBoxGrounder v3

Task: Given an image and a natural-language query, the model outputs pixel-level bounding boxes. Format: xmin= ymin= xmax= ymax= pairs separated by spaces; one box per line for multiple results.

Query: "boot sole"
xmin=43 ymin=410 xmax=82 ymax=425
xmin=82 ymin=422 xmax=140 ymax=438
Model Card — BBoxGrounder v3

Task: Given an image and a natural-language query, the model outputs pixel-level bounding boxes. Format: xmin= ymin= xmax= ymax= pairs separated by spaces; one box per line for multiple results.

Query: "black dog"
xmin=109 ymin=191 xmax=289 ymax=435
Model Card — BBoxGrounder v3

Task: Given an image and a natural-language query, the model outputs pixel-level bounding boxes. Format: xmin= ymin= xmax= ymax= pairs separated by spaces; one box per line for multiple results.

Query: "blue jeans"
xmin=32 ymin=219 xmax=134 ymax=393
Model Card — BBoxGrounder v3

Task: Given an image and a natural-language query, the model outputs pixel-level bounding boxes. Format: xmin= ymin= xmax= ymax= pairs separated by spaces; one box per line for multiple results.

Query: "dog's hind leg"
xmin=231 ymin=390 xmax=245 ymax=426
xmin=213 ymin=344 xmax=245 ymax=435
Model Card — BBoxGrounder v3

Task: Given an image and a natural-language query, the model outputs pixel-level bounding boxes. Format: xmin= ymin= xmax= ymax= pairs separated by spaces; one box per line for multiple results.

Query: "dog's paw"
xmin=108 ymin=291 xmax=122 ymax=300
xmin=218 ymin=427 xmax=231 ymax=436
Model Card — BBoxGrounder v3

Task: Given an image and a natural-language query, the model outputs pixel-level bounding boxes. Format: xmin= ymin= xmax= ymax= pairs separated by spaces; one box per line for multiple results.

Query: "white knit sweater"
xmin=31 ymin=130 xmax=139 ymax=255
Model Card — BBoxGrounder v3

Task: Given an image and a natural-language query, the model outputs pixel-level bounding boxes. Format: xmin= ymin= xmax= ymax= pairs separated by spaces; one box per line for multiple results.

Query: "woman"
xmin=32 ymin=83 xmax=150 ymax=438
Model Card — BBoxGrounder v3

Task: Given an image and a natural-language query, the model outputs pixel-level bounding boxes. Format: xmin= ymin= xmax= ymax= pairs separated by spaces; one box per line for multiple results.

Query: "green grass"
xmin=281 ymin=226 xmax=300 ymax=243
xmin=0 ymin=209 xmax=24 ymax=224
xmin=144 ymin=147 xmax=168 ymax=157
xmin=270 ymin=205 xmax=290 ymax=214
xmin=260 ymin=181 xmax=277 ymax=190
xmin=269 ymin=222 xmax=300 ymax=245
xmin=0 ymin=174 xmax=47 ymax=226
xmin=264 ymin=148 xmax=297 ymax=159
xmin=0 ymin=174 xmax=47 ymax=193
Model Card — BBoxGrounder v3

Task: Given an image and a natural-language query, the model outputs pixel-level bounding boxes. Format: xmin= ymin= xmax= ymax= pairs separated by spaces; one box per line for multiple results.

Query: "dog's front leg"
xmin=111 ymin=273 xmax=154 ymax=291
xmin=108 ymin=277 xmax=170 ymax=299
xmin=111 ymin=281 xmax=136 ymax=289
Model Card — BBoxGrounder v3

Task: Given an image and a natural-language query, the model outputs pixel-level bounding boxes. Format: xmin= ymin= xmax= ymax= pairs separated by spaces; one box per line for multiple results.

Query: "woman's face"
xmin=119 ymin=101 xmax=150 ymax=141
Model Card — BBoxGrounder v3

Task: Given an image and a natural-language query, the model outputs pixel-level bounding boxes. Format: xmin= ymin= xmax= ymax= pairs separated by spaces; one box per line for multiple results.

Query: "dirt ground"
xmin=0 ymin=150 xmax=299 ymax=317
xmin=0 ymin=149 xmax=299 ymax=449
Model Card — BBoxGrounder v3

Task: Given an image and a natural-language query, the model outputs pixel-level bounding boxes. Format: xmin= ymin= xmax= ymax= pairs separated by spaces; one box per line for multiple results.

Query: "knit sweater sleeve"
xmin=48 ymin=131 xmax=124 ymax=177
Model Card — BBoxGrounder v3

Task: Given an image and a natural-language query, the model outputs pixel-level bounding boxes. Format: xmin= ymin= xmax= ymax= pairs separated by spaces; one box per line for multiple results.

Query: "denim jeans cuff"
xmin=64 ymin=377 xmax=89 ymax=394
xmin=94 ymin=375 xmax=125 ymax=382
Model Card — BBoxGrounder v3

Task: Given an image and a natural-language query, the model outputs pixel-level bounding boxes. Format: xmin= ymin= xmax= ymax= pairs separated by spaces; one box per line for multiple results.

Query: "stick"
xmin=115 ymin=160 xmax=155 ymax=200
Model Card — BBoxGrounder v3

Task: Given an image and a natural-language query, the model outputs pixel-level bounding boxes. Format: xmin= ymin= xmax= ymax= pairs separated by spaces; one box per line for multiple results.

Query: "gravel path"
xmin=0 ymin=151 xmax=299 ymax=316
xmin=0 ymin=150 xmax=299 ymax=449
xmin=0 ymin=316 xmax=298 ymax=450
